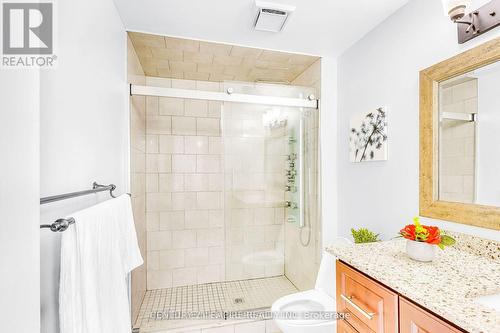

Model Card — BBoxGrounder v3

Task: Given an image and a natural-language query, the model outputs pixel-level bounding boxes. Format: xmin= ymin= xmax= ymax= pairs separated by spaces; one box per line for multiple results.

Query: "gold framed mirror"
xmin=420 ymin=37 xmax=500 ymax=231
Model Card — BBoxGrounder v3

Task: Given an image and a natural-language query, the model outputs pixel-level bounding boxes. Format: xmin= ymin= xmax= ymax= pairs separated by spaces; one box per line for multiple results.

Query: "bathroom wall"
xmin=439 ymin=79 xmax=477 ymax=203
xmin=39 ymin=0 xmax=129 ymax=331
xmin=337 ymin=0 xmax=500 ymax=241
xmin=144 ymin=77 xmax=226 ymax=289
xmin=0 ymin=71 xmax=40 ymax=333
xmin=476 ymin=70 xmax=500 ymax=206
xmin=128 ymin=35 xmax=147 ymax=324
xmin=319 ymin=57 xmax=339 ymax=249
xmin=285 ymin=59 xmax=322 ymax=291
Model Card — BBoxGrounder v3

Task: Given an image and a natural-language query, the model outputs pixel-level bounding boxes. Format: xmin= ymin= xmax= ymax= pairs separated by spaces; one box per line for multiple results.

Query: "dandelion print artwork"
xmin=349 ymin=107 xmax=388 ymax=162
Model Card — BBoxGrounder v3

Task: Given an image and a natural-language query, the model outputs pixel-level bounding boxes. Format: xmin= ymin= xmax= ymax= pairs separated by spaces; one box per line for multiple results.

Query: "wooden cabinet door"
xmin=338 ymin=319 xmax=360 ymax=333
xmin=400 ymin=298 xmax=464 ymax=333
xmin=336 ymin=261 xmax=398 ymax=333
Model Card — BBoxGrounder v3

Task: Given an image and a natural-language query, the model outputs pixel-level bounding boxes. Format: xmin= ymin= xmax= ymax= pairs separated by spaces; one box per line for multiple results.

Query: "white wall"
xmin=476 ymin=70 xmax=500 ymax=206
xmin=320 ymin=57 xmax=339 ymax=246
xmin=128 ymin=35 xmax=147 ymax=325
xmin=0 ymin=70 xmax=40 ymax=333
xmin=39 ymin=0 xmax=128 ymax=331
xmin=337 ymin=0 xmax=500 ymax=242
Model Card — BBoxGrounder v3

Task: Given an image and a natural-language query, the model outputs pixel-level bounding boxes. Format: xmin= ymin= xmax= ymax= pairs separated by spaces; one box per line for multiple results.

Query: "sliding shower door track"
xmin=130 ymin=84 xmax=318 ymax=109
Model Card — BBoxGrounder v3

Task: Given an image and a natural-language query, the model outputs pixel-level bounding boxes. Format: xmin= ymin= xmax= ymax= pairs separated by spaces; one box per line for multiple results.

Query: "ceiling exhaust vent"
xmin=254 ymin=1 xmax=296 ymax=32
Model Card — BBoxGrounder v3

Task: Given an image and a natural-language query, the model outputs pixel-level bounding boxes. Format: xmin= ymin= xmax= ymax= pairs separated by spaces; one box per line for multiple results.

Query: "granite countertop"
xmin=327 ymin=232 xmax=500 ymax=333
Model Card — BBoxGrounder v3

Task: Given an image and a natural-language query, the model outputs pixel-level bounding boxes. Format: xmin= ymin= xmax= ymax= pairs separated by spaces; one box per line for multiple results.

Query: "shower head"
xmin=302 ymin=110 xmax=312 ymax=117
xmin=263 ymin=108 xmax=288 ymax=129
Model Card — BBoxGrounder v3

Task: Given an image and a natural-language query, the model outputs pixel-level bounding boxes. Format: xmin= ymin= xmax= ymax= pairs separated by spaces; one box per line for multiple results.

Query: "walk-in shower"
xmin=127 ymin=33 xmax=322 ymax=332
xmin=129 ymin=80 xmax=321 ymax=332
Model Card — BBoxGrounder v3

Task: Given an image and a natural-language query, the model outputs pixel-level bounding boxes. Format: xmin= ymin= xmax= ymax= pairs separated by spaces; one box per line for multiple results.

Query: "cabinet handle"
xmin=340 ymin=294 xmax=376 ymax=320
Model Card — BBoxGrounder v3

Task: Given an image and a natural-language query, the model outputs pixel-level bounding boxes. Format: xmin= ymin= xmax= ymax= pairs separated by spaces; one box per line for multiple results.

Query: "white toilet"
xmin=271 ymin=239 xmax=352 ymax=333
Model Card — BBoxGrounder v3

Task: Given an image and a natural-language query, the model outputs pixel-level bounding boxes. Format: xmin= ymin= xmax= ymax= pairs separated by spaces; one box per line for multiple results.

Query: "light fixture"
xmin=442 ymin=0 xmax=472 ymax=21
xmin=442 ymin=0 xmax=500 ymax=43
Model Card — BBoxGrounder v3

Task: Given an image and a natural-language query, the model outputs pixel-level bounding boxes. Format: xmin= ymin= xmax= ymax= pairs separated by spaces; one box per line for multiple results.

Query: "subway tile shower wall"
xmin=142 ymin=77 xmax=315 ymax=289
xmin=145 ymin=77 xmax=225 ymax=289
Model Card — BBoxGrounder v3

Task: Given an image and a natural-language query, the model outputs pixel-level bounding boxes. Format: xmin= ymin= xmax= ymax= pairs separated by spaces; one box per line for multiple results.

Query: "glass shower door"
xmin=221 ymin=82 xmax=319 ymax=282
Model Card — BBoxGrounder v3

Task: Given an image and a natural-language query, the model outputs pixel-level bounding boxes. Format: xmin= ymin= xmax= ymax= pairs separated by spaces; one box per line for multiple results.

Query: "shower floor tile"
xmin=134 ymin=276 xmax=297 ymax=332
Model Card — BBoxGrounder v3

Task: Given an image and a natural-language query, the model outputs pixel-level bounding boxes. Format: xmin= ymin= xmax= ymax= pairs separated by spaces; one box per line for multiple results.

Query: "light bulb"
xmin=441 ymin=0 xmax=472 ymax=21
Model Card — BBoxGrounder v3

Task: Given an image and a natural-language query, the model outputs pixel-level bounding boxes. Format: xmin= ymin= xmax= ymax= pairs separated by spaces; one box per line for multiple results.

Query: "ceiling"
xmin=115 ymin=0 xmax=410 ymax=57
xmin=129 ymin=32 xmax=320 ymax=82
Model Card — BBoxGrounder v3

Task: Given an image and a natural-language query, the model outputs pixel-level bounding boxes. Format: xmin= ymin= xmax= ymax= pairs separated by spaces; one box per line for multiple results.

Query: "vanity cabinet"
xmin=336 ymin=261 xmax=465 ymax=333
xmin=399 ymin=298 xmax=463 ymax=333
xmin=337 ymin=319 xmax=359 ymax=333
xmin=336 ymin=261 xmax=398 ymax=333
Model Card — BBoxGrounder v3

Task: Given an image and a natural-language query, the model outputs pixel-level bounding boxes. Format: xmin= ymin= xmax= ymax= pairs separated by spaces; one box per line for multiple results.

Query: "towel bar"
xmin=40 ymin=182 xmax=116 ymax=205
xmin=40 ymin=182 xmax=124 ymax=232
xmin=40 ymin=218 xmax=76 ymax=232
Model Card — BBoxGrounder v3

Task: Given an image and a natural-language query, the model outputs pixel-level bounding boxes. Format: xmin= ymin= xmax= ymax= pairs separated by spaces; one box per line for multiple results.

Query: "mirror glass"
xmin=438 ymin=61 xmax=500 ymax=206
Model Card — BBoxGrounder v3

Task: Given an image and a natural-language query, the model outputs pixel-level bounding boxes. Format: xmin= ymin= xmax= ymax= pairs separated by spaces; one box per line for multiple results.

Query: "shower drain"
xmin=233 ymin=298 xmax=244 ymax=304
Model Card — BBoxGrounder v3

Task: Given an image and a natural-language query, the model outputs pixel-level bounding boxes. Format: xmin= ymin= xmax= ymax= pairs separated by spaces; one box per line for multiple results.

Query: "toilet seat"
xmin=271 ymin=250 xmax=348 ymax=333
xmin=271 ymin=289 xmax=336 ymax=326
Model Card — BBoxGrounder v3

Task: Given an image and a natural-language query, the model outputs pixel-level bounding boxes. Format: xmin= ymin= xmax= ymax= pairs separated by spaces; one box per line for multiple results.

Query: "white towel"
xmin=59 ymin=194 xmax=143 ymax=333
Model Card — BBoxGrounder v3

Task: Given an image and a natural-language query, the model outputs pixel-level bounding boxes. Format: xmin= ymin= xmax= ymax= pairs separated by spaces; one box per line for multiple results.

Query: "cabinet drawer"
xmin=340 ymin=310 xmax=375 ymax=333
xmin=400 ymin=298 xmax=464 ymax=333
xmin=337 ymin=319 xmax=360 ymax=333
xmin=336 ymin=261 xmax=398 ymax=333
